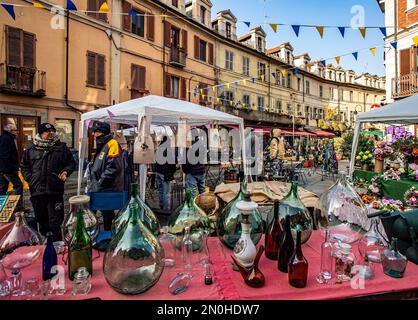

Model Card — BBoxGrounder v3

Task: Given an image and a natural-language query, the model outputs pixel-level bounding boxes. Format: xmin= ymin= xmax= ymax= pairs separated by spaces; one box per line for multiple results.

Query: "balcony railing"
xmin=169 ymin=47 xmax=186 ymax=68
xmin=392 ymin=72 xmax=418 ymax=99
xmin=0 ymin=63 xmax=46 ymax=97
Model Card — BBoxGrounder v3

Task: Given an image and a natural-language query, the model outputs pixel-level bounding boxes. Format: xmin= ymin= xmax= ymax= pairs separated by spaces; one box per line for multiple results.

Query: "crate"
xmin=89 ymin=192 xmax=128 ymax=211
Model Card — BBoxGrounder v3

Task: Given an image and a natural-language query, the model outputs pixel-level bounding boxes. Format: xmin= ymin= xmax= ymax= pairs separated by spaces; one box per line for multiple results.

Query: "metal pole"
xmin=394 ymin=0 xmax=398 ymax=97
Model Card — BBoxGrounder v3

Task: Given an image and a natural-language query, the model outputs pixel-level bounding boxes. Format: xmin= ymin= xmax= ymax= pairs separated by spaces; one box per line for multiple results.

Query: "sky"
xmin=211 ymin=0 xmax=386 ymax=76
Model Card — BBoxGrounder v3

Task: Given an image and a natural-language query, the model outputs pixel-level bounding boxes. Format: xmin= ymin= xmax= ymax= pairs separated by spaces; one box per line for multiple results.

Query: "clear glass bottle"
xmin=182 ymin=224 xmax=194 ymax=271
xmin=334 ymin=242 xmax=355 ymax=282
xmin=9 ymin=268 xmax=22 ymax=296
xmin=168 ymin=272 xmax=193 ymax=295
xmin=358 ymin=218 xmax=388 ymax=263
xmin=279 ymin=181 xmax=313 ymax=244
xmin=382 ymin=238 xmax=408 ymax=278
xmin=71 ymin=267 xmax=91 ymax=295
xmin=158 ymin=226 xmax=176 ymax=268
xmin=63 ymin=195 xmax=98 ymax=245
xmin=316 ymin=230 xmax=333 ymax=284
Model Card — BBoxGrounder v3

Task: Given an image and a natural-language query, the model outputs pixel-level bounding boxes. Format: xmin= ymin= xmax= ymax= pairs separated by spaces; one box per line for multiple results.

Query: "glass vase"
xmin=103 ymin=202 xmax=164 ymax=295
xmin=358 ymin=218 xmax=388 ymax=263
xmin=382 ymin=238 xmax=408 ymax=278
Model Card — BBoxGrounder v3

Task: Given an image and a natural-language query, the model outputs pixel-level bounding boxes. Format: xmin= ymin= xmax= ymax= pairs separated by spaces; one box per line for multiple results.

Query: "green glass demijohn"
xmin=103 ymin=202 xmax=164 ymax=295
xmin=216 ymin=178 xmax=264 ymax=250
xmin=168 ymin=188 xmax=211 ymax=251
xmin=112 ymin=183 xmax=160 ymax=237
xmin=278 ymin=180 xmax=313 ymax=244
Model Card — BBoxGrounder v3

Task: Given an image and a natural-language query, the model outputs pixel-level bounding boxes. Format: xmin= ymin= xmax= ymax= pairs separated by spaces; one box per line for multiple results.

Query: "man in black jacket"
xmin=0 ymin=123 xmax=23 ymax=210
xmin=182 ymin=135 xmax=206 ymax=198
xmin=21 ymin=123 xmax=76 ymax=241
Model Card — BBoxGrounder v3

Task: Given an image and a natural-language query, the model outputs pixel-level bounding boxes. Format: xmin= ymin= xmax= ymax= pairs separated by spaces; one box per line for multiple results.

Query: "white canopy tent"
xmin=349 ymin=94 xmax=418 ymax=176
xmin=78 ymin=95 xmax=247 ymax=199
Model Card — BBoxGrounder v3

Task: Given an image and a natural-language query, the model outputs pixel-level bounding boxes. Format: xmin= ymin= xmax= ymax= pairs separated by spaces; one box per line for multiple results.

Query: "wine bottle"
xmin=265 ymin=200 xmax=283 ymax=260
xmin=278 ymin=214 xmax=294 ymax=273
xmin=288 ymin=228 xmax=309 ymax=288
xmin=68 ymin=208 xmax=93 ymax=281
xmin=42 ymin=232 xmax=57 ymax=281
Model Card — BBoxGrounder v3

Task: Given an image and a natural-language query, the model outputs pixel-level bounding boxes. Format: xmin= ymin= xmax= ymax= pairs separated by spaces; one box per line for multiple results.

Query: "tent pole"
xmin=349 ymin=121 xmax=362 ymax=178
xmin=239 ymin=120 xmax=247 ymax=177
xmin=77 ymin=120 xmax=85 ymax=195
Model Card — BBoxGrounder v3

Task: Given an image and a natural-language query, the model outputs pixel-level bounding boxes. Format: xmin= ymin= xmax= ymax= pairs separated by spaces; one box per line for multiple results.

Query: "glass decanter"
xmin=63 ymin=195 xmax=98 ymax=245
xmin=315 ymin=171 xmax=368 ymax=244
xmin=103 ymin=202 xmax=164 ymax=295
xmin=169 ymin=188 xmax=211 ymax=252
xmin=279 ymin=181 xmax=313 ymax=244
xmin=382 ymin=238 xmax=408 ymax=278
xmin=358 ymin=218 xmax=388 ymax=263
xmin=158 ymin=226 xmax=176 ymax=268
xmin=216 ymin=177 xmax=264 ymax=249
xmin=113 ymin=183 xmax=160 ymax=237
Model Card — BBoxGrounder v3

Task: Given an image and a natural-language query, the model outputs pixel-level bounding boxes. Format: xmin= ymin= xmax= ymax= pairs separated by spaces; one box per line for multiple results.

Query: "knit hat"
xmin=38 ymin=123 xmax=56 ymax=135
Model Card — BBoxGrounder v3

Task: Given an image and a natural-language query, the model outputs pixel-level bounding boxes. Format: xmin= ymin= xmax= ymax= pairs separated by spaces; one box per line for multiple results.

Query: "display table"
xmin=354 ymin=170 xmax=418 ymax=202
xmin=0 ymin=222 xmax=13 ymax=239
xmin=6 ymin=231 xmax=418 ymax=300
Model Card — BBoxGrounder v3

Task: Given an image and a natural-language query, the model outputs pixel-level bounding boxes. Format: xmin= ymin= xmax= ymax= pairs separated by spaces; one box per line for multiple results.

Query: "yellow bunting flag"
xmin=212 ymin=86 xmax=216 ymax=92
xmin=359 ymin=27 xmax=367 ymax=39
xmin=335 ymin=56 xmax=341 ymax=64
xmin=242 ymin=79 xmax=246 ymax=85
xmin=33 ymin=2 xmax=44 ymax=8
xmin=230 ymin=100 xmax=233 ymax=106
xmin=316 ymin=26 xmax=324 ymax=38
xmin=269 ymin=24 xmax=278 ymax=33
xmin=281 ymin=69 xmax=286 ymax=76
xmin=413 ymin=36 xmax=418 ymax=46
xmin=200 ymin=89 xmax=203 ymax=95
xmin=217 ymin=98 xmax=220 ymax=103
xmin=261 ymin=74 xmax=265 ymax=81
xmin=370 ymin=47 xmax=376 ymax=56
xmin=99 ymin=2 xmax=109 ymax=13
xmin=160 ymin=14 xmax=168 ymax=18
xmin=226 ymin=83 xmax=230 ymax=89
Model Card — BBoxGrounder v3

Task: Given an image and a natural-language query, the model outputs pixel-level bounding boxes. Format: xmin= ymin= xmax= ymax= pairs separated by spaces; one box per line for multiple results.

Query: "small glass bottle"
xmin=9 ymin=268 xmax=22 ymax=296
xmin=265 ymin=200 xmax=282 ymax=260
xmin=288 ymin=228 xmax=309 ymax=288
xmin=382 ymin=238 xmax=408 ymax=278
xmin=316 ymin=230 xmax=333 ymax=284
xmin=42 ymin=232 xmax=58 ymax=281
xmin=168 ymin=273 xmax=193 ymax=295
xmin=204 ymin=263 xmax=213 ymax=285
xmin=278 ymin=214 xmax=295 ymax=273
xmin=158 ymin=226 xmax=176 ymax=268
xmin=182 ymin=224 xmax=194 ymax=271
xmin=71 ymin=267 xmax=92 ymax=295
xmin=334 ymin=242 xmax=355 ymax=282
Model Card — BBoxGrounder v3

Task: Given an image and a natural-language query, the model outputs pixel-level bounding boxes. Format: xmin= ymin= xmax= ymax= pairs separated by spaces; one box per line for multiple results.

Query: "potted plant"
xmin=404 ymin=186 xmax=418 ymax=208
xmin=356 ymin=150 xmax=373 ymax=171
xmin=374 ymin=141 xmax=393 ymax=173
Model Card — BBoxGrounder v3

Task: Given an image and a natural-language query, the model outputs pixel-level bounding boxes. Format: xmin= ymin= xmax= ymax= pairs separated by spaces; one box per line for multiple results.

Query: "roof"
xmin=294 ymin=53 xmax=311 ymax=60
xmin=267 ymin=42 xmax=294 ymax=54
xmin=238 ymin=33 xmax=251 ymax=41
xmin=214 ymin=9 xmax=237 ymax=22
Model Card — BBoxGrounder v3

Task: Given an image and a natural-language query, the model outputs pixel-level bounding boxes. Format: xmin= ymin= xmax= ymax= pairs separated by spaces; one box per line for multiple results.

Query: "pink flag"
xmin=107 ymin=109 xmax=115 ymax=118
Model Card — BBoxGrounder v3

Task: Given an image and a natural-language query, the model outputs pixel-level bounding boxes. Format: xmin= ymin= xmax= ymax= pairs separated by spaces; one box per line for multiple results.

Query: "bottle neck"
xmin=391 ymin=238 xmax=398 ymax=251
xmin=75 ymin=209 xmax=86 ymax=234
xmin=131 ymin=183 xmax=139 ymax=198
xmin=285 ymin=215 xmax=292 ymax=236
xmin=290 ymin=182 xmax=298 ymax=198
xmin=273 ymin=201 xmax=279 ymax=219
xmin=46 ymin=233 xmax=54 ymax=245
xmin=295 ymin=230 xmax=303 ymax=257
xmin=129 ymin=203 xmax=139 ymax=224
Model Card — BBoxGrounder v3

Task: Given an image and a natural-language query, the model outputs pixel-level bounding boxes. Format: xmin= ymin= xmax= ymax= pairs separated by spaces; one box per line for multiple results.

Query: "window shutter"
xmin=165 ymin=73 xmax=171 ymax=96
xmin=208 ymin=42 xmax=214 ymax=65
xmin=182 ymin=29 xmax=188 ymax=55
xmin=97 ymin=54 xmax=105 ymax=87
xmin=87 ymin=52 xmax=96 ymax=85
xmin=147 ymin=12 xmax=155 ymax=41
xmin=400 ymin=48 xmax=410 ymax=76
xmin=139 ymin=66 xmax=146 ymax=89
xmin=98 ymin=0 xmax=107 ymax=22
xmin=194 ymin=35 xmax=200 ymax=59
xmin=181 ymin=77 xmax=187 ymax=100
xmin=87 ymin=0 xmax=96 ymax=18
xmin=131 ymin=64 xmax=138 ymax=89
xmin=164 ymin=21 xmax=172 ymax=47
xmin=23 ymin=32 xmax=35 ymax=68
xmin=411 ymin=46 xmax=418 ymax=73
xmin=122 ymin=1 xmax=131 ymax=32
xmin=7 ymin=27 xmax=21 ymax=66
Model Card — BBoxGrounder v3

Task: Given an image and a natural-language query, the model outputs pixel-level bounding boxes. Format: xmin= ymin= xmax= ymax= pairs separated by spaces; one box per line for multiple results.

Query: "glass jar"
xmin=279 ymin=181 xmax=313 ymax=244
xmin=71 ymin=267 xmax=91 ymax=295
xmin=63 ymin=195 xmax=98 ymax=245
xmin=158 ymin=226 xmax=176 ymax=268
xmin=382 ymin=238 xmax=408 ymax=278
xmin=333 ymin=242 xmax=355 ymax=282
xmin=315 ymin=172 xmax=368 ymax=244
xmin=358 ymin=218 xmax=388 ymax=263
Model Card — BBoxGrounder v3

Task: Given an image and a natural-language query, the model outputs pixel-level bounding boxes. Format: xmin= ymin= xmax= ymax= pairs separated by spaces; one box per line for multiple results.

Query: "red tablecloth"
xmin=4 ymin=231 xmax=418 ymax=300
xmin=0 ymin=222 xmax=13 ymax=240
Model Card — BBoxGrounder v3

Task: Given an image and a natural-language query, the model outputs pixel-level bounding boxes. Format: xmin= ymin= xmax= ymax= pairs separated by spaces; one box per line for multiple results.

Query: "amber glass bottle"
xmin=278 ymin=215 xmax=294 ymax=273
xmin=288 ymin=229 xmax=309 ymax=288
xmin=265 ymin=200 xmax=282 ymax=260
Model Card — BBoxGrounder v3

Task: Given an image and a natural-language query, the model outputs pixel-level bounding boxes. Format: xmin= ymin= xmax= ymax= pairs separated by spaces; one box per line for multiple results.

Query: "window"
xmin=172 ymin=0 xmax=178 ymax=7
xmin=242 ymin=57 xmax=250 ymax=76
xmin=226 ymin=22 xmax=232 ymax=39
xmin=87 ymin=0 xmax=107 ymax=22
xmin=225 ymin=50 xmax=234 ymax=70
xmin=200 ymin=6 xmax=206 ymax=24
xmin=55 ymin=119 xmax=74 ymax=149
xmin=338 ymin=73 xmax=342 ymax=82
xmin=165 ymin=74 xmax=186 ymax=99
xmin=339 ymin=89 xmax=343 ymax=101
xmin=350 ymin=91 xmax=353 ymax=102
xmin=243 ymin=94 xmax=250 ymax=108
xmin=297 ymin=78 xmax=301 ymax=91
xmin=199 ymin=39 xmax=207 ymax=61
xmin=131 ymin=9 xmax=145 ymax=37
xmin=257 ymin=37 xmax=263 ymax=51
xmin=329 ymin=71 xmax=332 ymax=79
xmin=286 ymin=51 xmax=290 ymax=64
xmin=131 ymin=64 xmax=146 ymax=99
xmin=319 ymin=85 xmax=323 ymax=98
xmin=287 ymin=103 xmax=292 ymax=113
xmin=329 ymin=88 xmax=334 ymax=99
xmin=6 ymin=26 xmax=36 ymax=68
xmin=258 ymin=62 xmax=266 ymax=80
xmin=319 ymin=109 xmax=324 ymax=119
xmin=313 ymin=107 xmax=318 ymax=118
xmin=87 ymin=51 xmax=105 ymax=88
xmin=305 ymin=80 xmax=310 ymax=95
xmin=276 ymin=100 xmax=282 ymax=112
xmin=375 ymin=95 xmax=378 ymax=103
xmin=225 ymin=91 xmax=234 ymax=105
xmin=287 ymin=73 xmax=291 ymax=88
xmin=171 ymin=76 xmax=179 ymax=98
xmin=257 ymin=96 xmax=265 ymax=111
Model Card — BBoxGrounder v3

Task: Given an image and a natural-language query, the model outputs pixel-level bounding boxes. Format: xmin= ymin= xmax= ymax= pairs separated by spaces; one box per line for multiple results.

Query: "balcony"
xmin=169 ymin=47 xmax=186 ymax=68
xmin=392 ymin=72 xmax=418 ymax=99
xmin=0 ymin=63 xmax=46 ymax=97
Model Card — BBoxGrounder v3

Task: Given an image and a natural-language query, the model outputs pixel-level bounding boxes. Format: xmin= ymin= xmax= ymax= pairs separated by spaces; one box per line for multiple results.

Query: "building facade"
xmin=0 ymin=0 xmax=385 ymax=156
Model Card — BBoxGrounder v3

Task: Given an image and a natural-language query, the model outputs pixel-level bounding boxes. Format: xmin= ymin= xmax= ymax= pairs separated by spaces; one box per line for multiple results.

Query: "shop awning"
xmin=304 ymin=128 xmax=336 ymax=137
xmin=279 ymin=129 xmax=316 ymax=137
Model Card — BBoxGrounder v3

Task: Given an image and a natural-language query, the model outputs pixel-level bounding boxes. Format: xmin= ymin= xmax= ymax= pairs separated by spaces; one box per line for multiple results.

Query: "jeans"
xmin=185 ymin=173 xmax=205 ymax=198
xmin=0 ymin=171 xmax=24 ymax=210
xmin=156 ymin=173 xmax=171 ymax=211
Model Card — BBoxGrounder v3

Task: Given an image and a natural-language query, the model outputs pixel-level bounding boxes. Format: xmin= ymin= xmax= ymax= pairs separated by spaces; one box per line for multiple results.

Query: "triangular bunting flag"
xmin=252 ymin=77 xmax=255 ymax=83
xmin=281 ymin=69 xmax=286 ymax=76
xmin=316 ymin=26 xmax=324 ymax=38
xmin=99 ymin=2 xmax=109 ymax=13
xmin=320 ymin=60 xmax=326 ymax=66
xmin=294 ymin=67 xmax=299 ymax=74
xmin=129 ymin=9 xmax=136 ymax=17
xmin=261 ymin=75 xmax=265 ymax=81
xmin=33 ymin=2 xmax=44 ymax=8
xmin=193 ymin=90 xmax=197 ymax=97
xmin=212 ymin=86 xmax=216 ymax=92
xmin=269 ymin=24 xmax=278 ymax=33
xmin=271 ymin=72 xmax=276 ymax=78
xmin=235 ymin=81 xmax=239 ymax=86
xmin=217 ymin=98 xmax=220 ymax=103
xmin=335 ymin=56 xmax=341 ymax=64
xmin=66 ymin=0 xmax=77 ymax=10
xmin=359 ymin=27 xmax=367 ymax=39
xmin=413 ymin=36 xmax=418 ymax=46
xmin=379 ymin=27 xmax=387 ymax=37
xmin=206 ymin=87 xmax=210 ymax=93
xmin=338 ymin=27 xmax=345 ymax=38
xmin=391 ymin=41 xmax=397 ymax=49
xmin=209 ymin=96 xmax=212 ymax=102
xmin=226 ymin=83 xmax=230 ymax=89
xmin=230 ymin=100 xmax=233 ymax=106
xmin=1 ymin=4 xmax=15 ymax=20
xmin=160 ymin=14 xmax=168 ymax=18
xmin=352 ymin=52 xmax=358 ymax=60
xmin=370 ymin=47 xmax=376 ymax=56
xmin=107 ymin=110 xmax=115 ymax=118
xmin=292 ymin=25 xmax=300 ymax=37
xmin=219 ymin=84 xmax=223 ymax=90
xmin=243 ymin=21 xmax=251 ymax=28
xmin=200 ymin=89 xmax=203 ymax=95
xmin=242 ymin=79 xmax=246 ymax=85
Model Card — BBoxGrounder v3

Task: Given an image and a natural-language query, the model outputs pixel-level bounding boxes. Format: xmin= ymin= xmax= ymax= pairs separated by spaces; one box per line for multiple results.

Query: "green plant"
xmin=341 ymin=131 xmax=375 ymax=159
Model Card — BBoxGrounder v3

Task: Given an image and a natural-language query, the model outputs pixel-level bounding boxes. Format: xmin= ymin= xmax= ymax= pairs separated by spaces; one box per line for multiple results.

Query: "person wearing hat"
xmin=0 ymin=123 xmax=24 ymax=211
xmin=87 ymin=121 xmax=124 ymax=249
xmin=21 ymin=122 xmax=76 ymax=241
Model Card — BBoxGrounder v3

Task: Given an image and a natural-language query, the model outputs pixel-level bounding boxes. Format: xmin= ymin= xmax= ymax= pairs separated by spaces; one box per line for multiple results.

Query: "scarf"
xmin=33 ymin=133 xmax=59 ymax=150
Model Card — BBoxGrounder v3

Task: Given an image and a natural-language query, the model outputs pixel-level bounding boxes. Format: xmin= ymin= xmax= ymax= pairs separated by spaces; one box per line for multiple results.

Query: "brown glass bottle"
xmin=288 ymin=229 xmax=309 ymax=288
xmin=278 ymin=215 xmax=294 ymax=273
xmin=265 ymin=200 xmax=283 ymax=260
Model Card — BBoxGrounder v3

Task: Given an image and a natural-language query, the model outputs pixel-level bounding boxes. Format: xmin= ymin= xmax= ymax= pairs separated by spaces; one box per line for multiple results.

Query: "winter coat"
xmin=0 ymin=131 xmax=19 ymax=173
